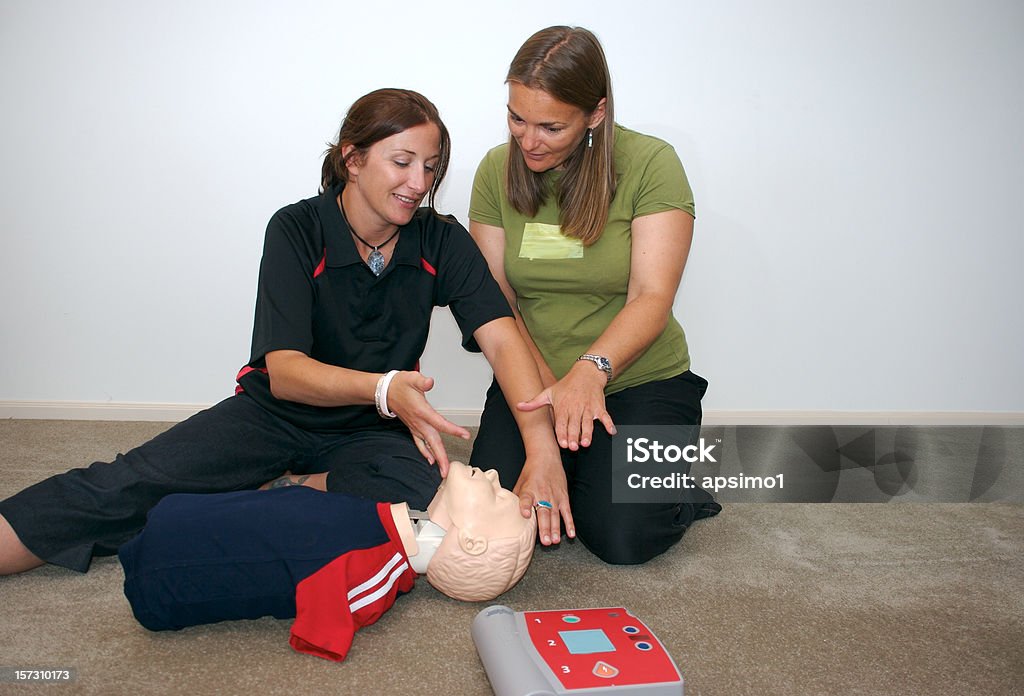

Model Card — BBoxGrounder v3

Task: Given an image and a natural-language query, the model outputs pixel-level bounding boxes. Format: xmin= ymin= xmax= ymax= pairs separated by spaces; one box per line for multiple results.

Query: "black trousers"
xmin=470 ymin=370 xmax=721 ymax=565
xmin=0 ymin=393 xmax=440 ymax=572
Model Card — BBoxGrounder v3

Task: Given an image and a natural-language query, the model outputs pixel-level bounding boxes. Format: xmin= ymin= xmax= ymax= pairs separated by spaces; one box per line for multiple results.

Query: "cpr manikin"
xmin=118 ymin=461 xmax=536 ymax=661
xmin=401 ymin=460 xmax=536 ymax=601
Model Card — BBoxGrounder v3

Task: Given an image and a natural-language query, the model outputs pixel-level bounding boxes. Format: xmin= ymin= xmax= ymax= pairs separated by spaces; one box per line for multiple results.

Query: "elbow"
xmin=267 ymin=376 xmax=287 ymax=401
xmin=266 ymin=366 xmax=302 ymax=403
xmin=653 ymin=305 xmax=673 ymax=334
xmin=264 ymin=354 xmax=298 ymax=402
xmin=627 ymin=293 xmax=673 ymax=336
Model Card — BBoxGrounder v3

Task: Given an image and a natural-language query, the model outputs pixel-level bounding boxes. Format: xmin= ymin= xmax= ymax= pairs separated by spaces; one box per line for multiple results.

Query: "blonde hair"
xmin=425 ymin=513 xmax=537 ymax=602
xmin=505 ymin=26 xmax=616 ymax=245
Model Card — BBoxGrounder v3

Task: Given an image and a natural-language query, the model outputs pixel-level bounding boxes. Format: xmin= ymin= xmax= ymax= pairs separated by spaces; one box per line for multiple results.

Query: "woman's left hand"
xmin=517 ymin=362 xmax=617 ymax=450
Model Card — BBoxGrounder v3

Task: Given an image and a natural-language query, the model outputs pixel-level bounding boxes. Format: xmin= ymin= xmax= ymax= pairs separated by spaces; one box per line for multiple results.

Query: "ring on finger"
xmin=534 ymin=500 xmax=553 ymax=510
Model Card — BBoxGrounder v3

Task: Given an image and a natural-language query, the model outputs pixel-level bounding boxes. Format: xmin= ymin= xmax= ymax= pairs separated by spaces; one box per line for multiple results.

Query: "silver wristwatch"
xmin=577 ymin=353 xmax=613 ymax=382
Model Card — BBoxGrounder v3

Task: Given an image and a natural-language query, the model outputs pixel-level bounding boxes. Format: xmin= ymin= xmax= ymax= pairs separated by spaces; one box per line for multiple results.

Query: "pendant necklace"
xmin=338 ymin=196 xmax=399 ymax=277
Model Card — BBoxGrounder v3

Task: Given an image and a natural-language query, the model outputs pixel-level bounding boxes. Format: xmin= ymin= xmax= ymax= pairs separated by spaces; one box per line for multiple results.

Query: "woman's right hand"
xmin=513 ymin=458 xmax=574 ymax=546
xmin=385 ymin=371 xmax=471 ymax=477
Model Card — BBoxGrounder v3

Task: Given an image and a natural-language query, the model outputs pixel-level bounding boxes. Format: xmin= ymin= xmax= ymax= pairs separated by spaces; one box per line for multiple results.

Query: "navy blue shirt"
xmin=237 ymin=184 xmax=512 ymax=433
xmin=118 ymin=488 xmax=418 ymax=661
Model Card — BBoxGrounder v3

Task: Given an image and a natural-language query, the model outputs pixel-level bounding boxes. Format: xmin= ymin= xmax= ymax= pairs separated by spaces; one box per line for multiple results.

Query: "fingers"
xmin=430 ymin=436 xmax=451 ymax=477
xmin=393 ymin=372 xmax=471 ymax=441
xmin=516 ymin=394 xmax=551 ymax=413
xmin=560 ymin=503 xmax=576 ymax=540
xmin=415 ymin=375 xmax=469 ymax=439
xmin=554 ymin=405 xmax=616 ymax=450
xmin=412 ymin=432 xmax=451 ymax=477
xmin=518 ymin=493 xmax=557 ymax=544
xmin=389 ymin=371 xmax=468 ymax=475
xmin=432 ymin=415 xmax=471 ymax=441
xmin=580 ymin=410 xmax=616 ymax=447
xmin=555 ymin=408 xmax=586 ymax=451
xmin=579 ymin=415 xmax=594 ymax=449
xmin=514 ymin=470 xmax=572 ymax=546
xmin=598 ymin=411 xmax=617 ymax=437
xmin=556 ymin=413 xmax=575 ymax=451
xmin=524 ymin=379 xmax=613 ymax=450
xmin=531 ymin=497 xmax=570 ymax=545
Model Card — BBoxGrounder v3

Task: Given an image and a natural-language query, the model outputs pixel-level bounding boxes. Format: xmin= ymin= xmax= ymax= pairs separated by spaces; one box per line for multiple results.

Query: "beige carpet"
xmin=1 ymin=420 xmax=1022 ymax=695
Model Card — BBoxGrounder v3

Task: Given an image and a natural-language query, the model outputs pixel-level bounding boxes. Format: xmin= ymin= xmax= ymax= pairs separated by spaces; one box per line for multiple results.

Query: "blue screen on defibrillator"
xmin=559 ymin=629 xmax=617 ymax=655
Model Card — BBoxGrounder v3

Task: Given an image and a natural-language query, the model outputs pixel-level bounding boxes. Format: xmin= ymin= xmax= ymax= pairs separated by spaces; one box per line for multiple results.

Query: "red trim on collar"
xmin=420 ymin=258 xmax=436 ymax=276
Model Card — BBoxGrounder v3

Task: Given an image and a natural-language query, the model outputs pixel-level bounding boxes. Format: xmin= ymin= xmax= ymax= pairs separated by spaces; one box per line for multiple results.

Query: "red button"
xmin=593 ymin=661 xmax=619 ymax=679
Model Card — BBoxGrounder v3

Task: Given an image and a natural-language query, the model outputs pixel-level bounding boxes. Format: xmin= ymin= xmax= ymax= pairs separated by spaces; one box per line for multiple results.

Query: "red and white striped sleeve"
xmin=290 ymin=544 xmax=416 ymax=661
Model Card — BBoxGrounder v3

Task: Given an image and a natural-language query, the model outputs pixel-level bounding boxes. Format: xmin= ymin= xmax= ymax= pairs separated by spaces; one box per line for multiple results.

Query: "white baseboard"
xmin=0 ymin=401 xmax=486 ymax=426
xmin=0 ymin=401 xmax=212 ymax=422
xmin=701 ymin=410 xmax=1024 ymax=426
xmin=1 ymin=401 xmax=1023 ymax=426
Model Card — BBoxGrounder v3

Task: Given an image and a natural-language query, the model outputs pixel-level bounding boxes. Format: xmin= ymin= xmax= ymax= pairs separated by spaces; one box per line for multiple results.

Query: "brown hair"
xmin=320 ymin=88 xmax=451 ymax=212
xmin=505 ymin=26 xmax=616 ymax=245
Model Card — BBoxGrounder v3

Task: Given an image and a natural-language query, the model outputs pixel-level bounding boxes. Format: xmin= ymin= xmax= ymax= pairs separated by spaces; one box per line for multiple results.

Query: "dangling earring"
xmin=586 ymin=128 xmax=594 ymax=148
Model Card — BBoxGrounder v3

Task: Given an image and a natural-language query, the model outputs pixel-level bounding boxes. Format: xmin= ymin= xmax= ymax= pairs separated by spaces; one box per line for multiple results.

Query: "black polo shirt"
xmin=236 ymin=184 xmax=513 ymax=433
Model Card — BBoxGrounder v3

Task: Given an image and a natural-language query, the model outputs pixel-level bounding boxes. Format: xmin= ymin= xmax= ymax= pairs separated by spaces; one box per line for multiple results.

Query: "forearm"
xmin=583 ymin=208 xmax=693 ymax=381
xmin=584 ymin=293 xmax=674 ymax=379
xmin=511 ymin=306 xmax=558 ymax=387
xmin=477 ymin=319 xmax=560 ymax=460
xmin=266 ymin=350 xmax=467 ymax=471
xmin=469 ymin=220 xmax=558 ymax=389
xmin=265 ymin=350 xmax=380 ymax=407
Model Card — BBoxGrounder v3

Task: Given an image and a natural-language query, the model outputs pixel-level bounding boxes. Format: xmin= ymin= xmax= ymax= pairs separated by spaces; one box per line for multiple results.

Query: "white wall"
xmin=2 ymin=0 xmax=1022 ymax=416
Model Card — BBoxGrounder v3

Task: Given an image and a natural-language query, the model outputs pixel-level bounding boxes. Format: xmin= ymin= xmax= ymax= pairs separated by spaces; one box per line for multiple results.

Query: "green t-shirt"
xmin=469 ymin=125 xmax=695 ymax=394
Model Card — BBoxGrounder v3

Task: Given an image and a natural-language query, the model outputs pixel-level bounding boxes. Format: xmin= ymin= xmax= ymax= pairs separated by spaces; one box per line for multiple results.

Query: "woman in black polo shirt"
xmin=0 ymin=89 xmax=560 ymax=575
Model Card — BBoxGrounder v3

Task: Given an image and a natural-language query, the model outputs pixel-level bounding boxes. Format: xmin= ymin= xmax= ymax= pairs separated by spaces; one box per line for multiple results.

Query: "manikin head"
xmin=423 ymin=461 xmax=536 ymax=602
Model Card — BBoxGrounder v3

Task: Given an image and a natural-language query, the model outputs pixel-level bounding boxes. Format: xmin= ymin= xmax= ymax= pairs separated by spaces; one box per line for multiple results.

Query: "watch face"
xmin=579 ymin=354 xmax=612 ymax=380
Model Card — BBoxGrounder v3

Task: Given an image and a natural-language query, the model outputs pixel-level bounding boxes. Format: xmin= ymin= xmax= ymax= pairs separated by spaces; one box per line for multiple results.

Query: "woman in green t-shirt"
xmin=468 ymin=26 xmax=721 ymax=564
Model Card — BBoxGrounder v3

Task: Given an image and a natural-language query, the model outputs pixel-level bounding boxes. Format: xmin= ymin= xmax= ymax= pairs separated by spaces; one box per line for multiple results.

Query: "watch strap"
xmin=577 ymin=353 xmax=612 ymax=382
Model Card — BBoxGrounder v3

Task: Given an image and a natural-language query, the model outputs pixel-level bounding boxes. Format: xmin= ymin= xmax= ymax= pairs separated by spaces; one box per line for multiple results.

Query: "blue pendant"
xmin=367 ymin=249 xmax=385 ymax=276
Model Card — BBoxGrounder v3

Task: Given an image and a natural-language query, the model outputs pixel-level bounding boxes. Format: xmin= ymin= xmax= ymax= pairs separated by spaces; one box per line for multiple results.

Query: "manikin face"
xmin=343 ymin=122 xmax=441 ymax=235
xmin=427 ymin=461 xmax=527 ymax=541
xmin=506 ymin=82 xmax=606 ymax=173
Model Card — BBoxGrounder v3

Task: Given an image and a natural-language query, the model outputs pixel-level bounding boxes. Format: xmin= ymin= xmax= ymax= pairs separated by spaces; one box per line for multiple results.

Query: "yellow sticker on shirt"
xmin=518 ymin=223 xmax=584 ymax=260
